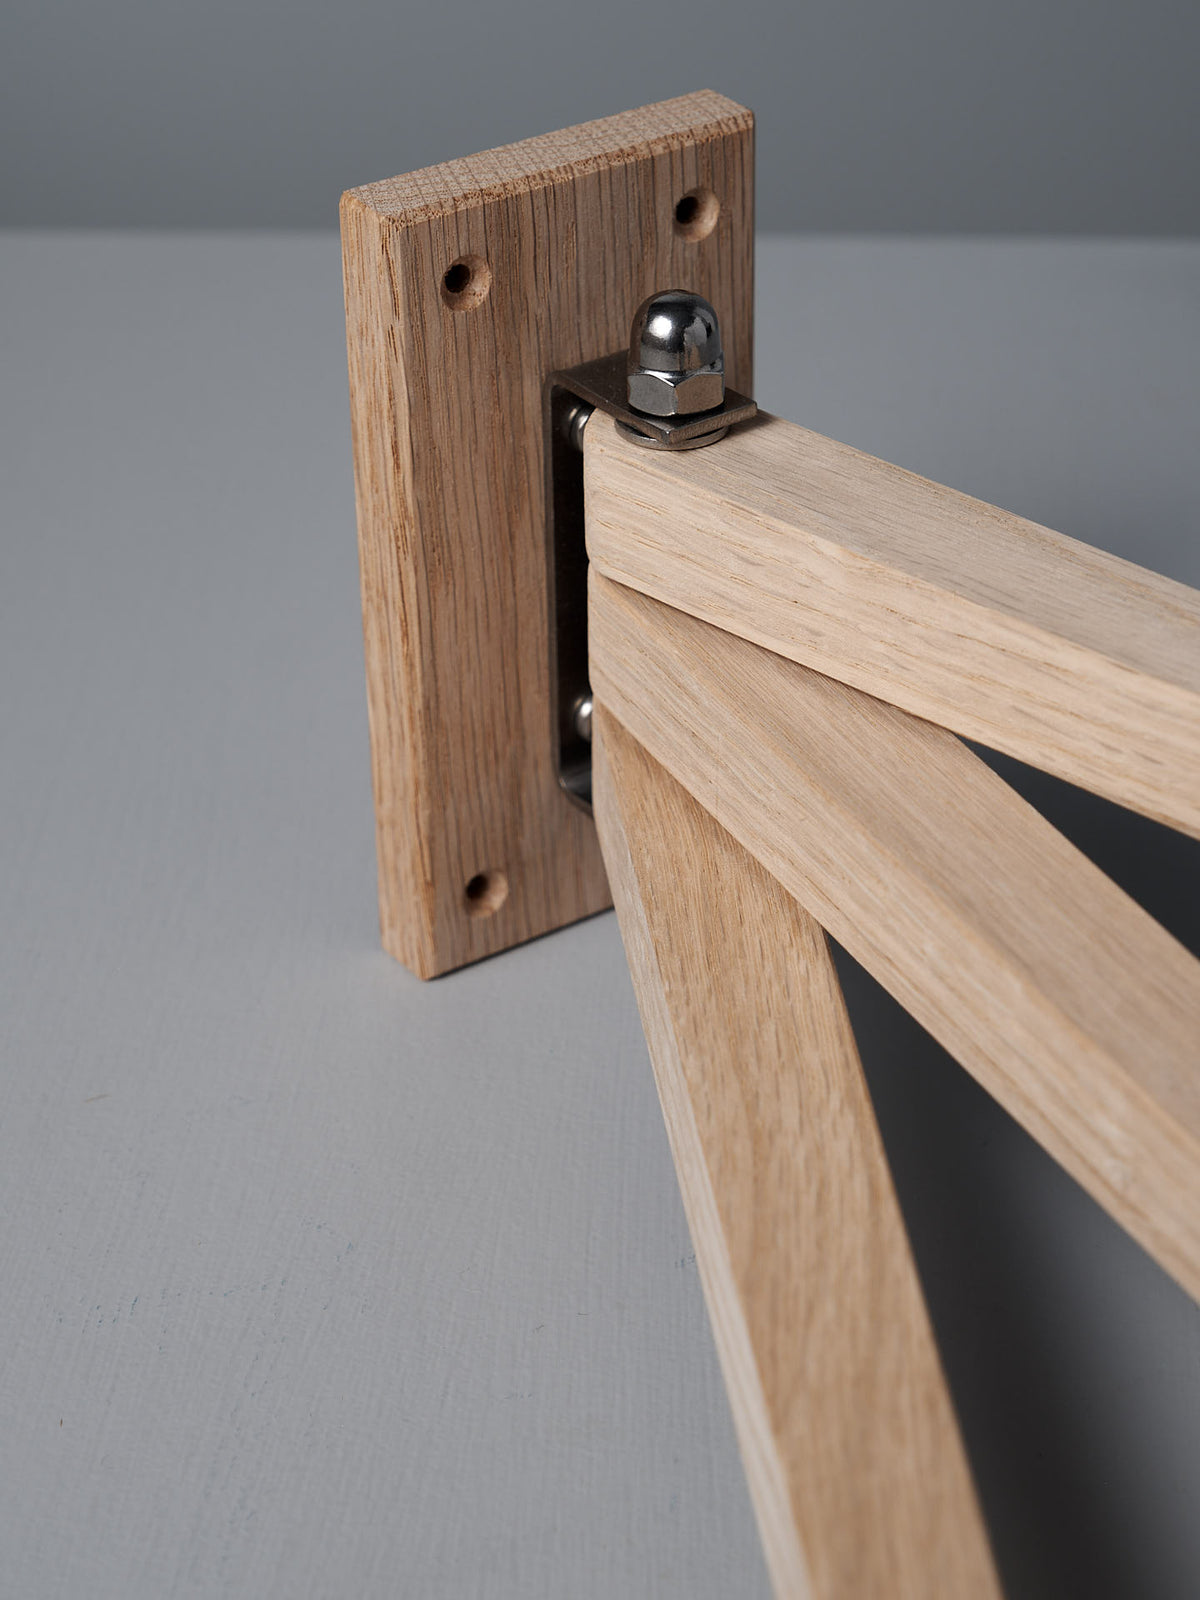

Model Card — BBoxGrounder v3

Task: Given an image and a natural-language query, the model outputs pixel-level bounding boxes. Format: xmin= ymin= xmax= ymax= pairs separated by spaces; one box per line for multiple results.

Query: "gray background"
xmin=2 ymin=0 xmax=1199 ymax=232
xmin=3 ymin=1 xmax=1200 ymax=1595
xmin=1 ymin=231 xmax=1198 ymax=1598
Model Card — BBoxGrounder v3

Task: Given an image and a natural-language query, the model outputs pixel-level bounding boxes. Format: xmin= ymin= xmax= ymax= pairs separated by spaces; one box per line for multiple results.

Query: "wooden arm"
xmin=589 ymin=572 xmax=1200 ymax=1302
xmin=594 ymin=707 xmax=1001 ymax=1599
xmin=585 ymin=411 xmax=1200 ymax=838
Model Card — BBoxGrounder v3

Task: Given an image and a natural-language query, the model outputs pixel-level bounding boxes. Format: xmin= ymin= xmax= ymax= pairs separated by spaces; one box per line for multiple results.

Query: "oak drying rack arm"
xmin=341 ymin=92 xmax=1199 ymax=1600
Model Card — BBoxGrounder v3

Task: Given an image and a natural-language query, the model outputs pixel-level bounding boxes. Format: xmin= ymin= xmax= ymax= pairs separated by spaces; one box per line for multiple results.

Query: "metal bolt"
xmin=560 ymin=398 xmax=593 ymax=454
xmin=571 ymin=693 xmax=593 ymax=744
xmin=627 ymin=290 xmax=725 ymax=418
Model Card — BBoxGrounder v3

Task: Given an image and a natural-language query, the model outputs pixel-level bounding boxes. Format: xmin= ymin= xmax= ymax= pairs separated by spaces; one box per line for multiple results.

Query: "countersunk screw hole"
xmin=441 ymin=255 xmax=492 ymax=310
xmin=464 ymin=869 xmax=508 ymax=917
xmin=673 ymin=188 xmax=720 ymax=242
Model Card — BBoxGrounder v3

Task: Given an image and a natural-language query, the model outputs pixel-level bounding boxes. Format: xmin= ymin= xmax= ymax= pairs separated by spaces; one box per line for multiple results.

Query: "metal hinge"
xmin=546 ymin=291 xmax=757 ymax=808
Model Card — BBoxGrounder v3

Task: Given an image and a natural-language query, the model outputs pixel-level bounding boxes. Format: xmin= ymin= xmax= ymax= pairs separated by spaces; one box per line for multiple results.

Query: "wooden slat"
xmin=340 ymin=92 xmax=754 ymax=977
xmin=589 ymin=572 xmax=1200 ymax=1301
xmin=584 ymin=410 xmax=1200 ymax=838
xmin=593 ymin=707 xmax=1000 ymax=1600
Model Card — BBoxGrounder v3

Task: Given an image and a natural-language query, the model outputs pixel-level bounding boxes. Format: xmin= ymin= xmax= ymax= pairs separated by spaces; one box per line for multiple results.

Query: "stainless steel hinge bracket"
xmin=546 ymin=297 xmax=756 ymax=809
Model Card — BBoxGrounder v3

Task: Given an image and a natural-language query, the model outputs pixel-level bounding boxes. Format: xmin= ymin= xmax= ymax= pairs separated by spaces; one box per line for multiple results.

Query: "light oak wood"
xmin=589 ymin=572 xmax=1200 ymax=1301
xmin=584 ymin=410 xmax=1200 ymax=838
xmin=340 ymin=93 xmax=754 ymax=977
xmin=593 ymin=707 xmax=1001 ymax=1600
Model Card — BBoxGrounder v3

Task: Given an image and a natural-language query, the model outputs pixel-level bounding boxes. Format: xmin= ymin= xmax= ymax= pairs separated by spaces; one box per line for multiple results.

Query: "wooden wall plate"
xmin=340 ymin=91 xmax=755 ymax=977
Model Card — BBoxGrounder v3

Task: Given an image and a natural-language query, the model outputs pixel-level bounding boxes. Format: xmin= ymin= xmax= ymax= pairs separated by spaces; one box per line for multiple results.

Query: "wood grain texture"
xmin=593 ymin=707 xmax=1001 ymax=1600
xmin=340 ymin=93 xmax=754 ymax=977
xmin=589 ymin=573 xmax=1200 ymax=1301
xmin=584 ymin=410 xmax=1200 ymax=838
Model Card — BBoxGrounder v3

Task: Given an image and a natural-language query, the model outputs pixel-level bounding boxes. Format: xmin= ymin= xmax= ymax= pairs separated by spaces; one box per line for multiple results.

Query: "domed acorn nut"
xmin=626 ymin=290 xmax=725 ymax=418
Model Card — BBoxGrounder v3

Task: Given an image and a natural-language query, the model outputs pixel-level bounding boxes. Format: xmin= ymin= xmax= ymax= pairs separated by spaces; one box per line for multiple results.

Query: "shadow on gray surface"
xmin=839 ymin=761 xmax=1200 ymax=1600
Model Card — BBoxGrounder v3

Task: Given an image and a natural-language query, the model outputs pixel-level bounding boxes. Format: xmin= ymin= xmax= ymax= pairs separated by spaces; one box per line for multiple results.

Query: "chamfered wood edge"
xmin=344 ymin=91 xmax=753 ymax=221
xmin=341 ymin=96 xmax=754 ymax=977
xmin=593 ymin=704 xmax=1003 ymax=1599
xmin=589 ymin=572 xmax=1200 ymax=1302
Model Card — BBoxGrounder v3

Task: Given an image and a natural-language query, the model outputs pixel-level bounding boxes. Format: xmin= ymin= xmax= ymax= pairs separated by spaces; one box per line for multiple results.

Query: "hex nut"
xmin=627 ymin=290 xmax=725 ymax=418
xmin=627 ymin=367 xmax=725 ymax=417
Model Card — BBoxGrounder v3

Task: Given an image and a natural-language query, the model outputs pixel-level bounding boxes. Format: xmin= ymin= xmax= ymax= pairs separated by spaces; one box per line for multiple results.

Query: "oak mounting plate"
xmin=340 ymin=91 xmax=754 ymax=977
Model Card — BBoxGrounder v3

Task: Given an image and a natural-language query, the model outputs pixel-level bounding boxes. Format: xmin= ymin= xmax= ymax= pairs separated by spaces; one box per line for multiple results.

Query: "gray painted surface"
xmin=1 ymin=232 xmax=1199 ymax=1598
xmin=2 ymin=0 xmax=1199 ymax=234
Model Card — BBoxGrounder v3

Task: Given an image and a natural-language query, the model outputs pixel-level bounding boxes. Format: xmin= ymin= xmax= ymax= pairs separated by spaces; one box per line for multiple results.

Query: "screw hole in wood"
xmin=464 ymin=870 xmax=508 ymax=917
xmin=441 ymin=255 xmax=491 ymax=310
xmin=673 ymin=188 xmax=720 ymax=242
